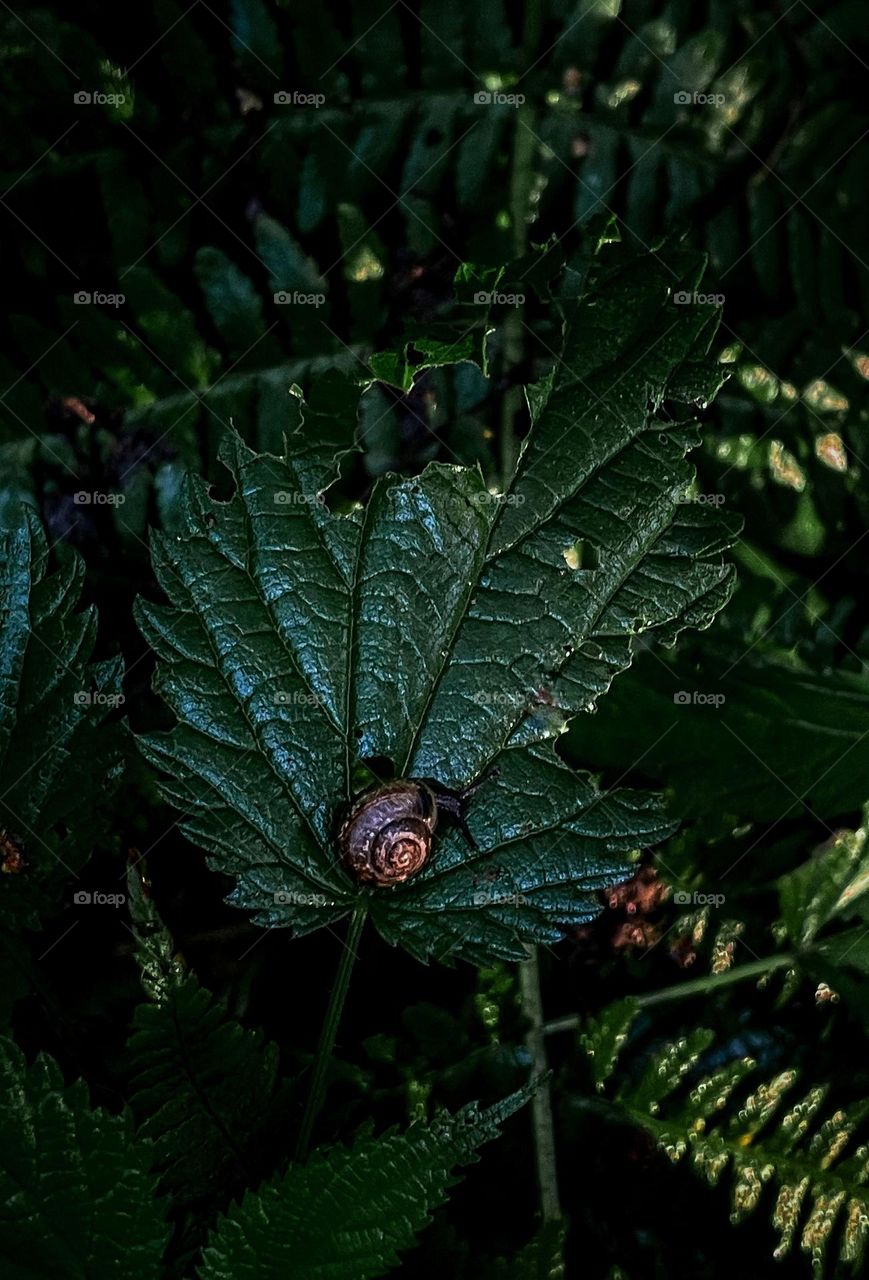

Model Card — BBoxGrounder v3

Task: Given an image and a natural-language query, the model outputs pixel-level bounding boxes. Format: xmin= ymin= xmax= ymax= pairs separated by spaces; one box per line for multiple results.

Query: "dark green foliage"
xmin=0 ymin=513 xmax=124 ymax=935
xmin=128 ymin=974 xmax=288 ymax=1207
xmin=480 ymin=1222 xmax=567 ymax=1279
xmin=198 ymin=1084 xmax=537 ymax=1280
xmin=568 ymin=639 xmax=869 ymax=821
xmin=0 ymin=1036 xmax=169 ymax=1279
xmin=1 ymin=2 xmax=868 ymax=1277
xmin=4 ymin=0 xmax=866 ymax=521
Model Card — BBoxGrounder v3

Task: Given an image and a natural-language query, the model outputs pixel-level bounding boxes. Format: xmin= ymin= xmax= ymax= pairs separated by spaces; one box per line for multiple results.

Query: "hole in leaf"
xmin=361 ymin=756 xmax=395 ymax=782
xmin=563 ymin=539 xmax=599 ymax=570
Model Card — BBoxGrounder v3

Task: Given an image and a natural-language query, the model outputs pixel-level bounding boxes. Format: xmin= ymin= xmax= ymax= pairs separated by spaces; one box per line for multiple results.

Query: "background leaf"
xmin=129 ymin=973 xmax=289 ymax=1209
xmin=0 ymin=509 xmax=125 ymax=1020
xmin=0 ymin=1036 xmax=169 ymax=1279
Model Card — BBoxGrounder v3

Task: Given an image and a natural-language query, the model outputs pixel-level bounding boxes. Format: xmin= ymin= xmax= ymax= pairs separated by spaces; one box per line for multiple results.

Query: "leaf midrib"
xmin=487 ymin=286 xmax=688 ymax=561
xmin=398 ymin=484 xmax=494 ymax=779
xmin=400 ymin=287 xmax=702 ymax=776
xmin=164 ymin=993 xmax=249 ymax=1180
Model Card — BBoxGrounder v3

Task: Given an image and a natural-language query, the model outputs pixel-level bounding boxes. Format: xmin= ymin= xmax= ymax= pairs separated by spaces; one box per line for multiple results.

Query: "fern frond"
xmin=583 ymin=1004 xmax=869 ymax=1275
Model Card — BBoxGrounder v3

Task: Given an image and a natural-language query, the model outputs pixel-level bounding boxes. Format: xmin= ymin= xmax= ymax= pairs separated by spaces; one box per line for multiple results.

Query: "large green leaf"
xmin=0 ymin=1036 xmax=169 ymax=1279
xmin=198 ymin=1085 xmax=535 ymax=1280
xmin=134 ymin=240 xmax=737 ymax=962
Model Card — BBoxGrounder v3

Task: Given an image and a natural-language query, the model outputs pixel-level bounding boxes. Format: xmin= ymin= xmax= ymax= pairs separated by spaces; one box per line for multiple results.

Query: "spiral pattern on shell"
xmin=339 ymin=781 xmax=437 ymax=886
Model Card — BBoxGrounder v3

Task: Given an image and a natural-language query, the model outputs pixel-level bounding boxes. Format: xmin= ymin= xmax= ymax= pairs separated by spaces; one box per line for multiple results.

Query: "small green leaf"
xmin=779 ymin=820 xmax=869 ymax=948
xmin=624 ymin=1027 xmax=715 ymax=1115
xmin=580 ymin=997 xmax=639 ymax=1091
xmin=195 ymin=246 xmax=276 ymax=363
xmin=254 ymin=213 xmax=326 ymax=296
xmin=368 ymin=334 xmax=485 ymax=392
xmin=481 ymin=1221 xmax=567 ymax=1279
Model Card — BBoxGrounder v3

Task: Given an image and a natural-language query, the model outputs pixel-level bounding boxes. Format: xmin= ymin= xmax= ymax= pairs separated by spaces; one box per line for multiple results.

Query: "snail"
xmin=338 ymin=774 xmax=488 ymax=887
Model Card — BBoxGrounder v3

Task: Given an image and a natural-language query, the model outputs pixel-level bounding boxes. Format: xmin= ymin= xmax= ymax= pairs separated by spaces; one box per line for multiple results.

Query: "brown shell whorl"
xmin=339 ymin=781 xmax=436 ymax=887
xmin=363 ymin=816 xmax=430 ymax=884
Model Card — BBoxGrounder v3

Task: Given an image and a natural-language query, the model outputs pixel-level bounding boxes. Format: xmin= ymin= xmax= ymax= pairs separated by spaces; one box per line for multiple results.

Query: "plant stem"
xmin=295 ymin=906 xmax=367 ymax=1161
xmin=636 ymin=952 xmax=795 ymax=1007
xmin=519 ymin=948 xmax=562 ymax=1223
xmin=542 ymin=953 xmax=797 ymax=1036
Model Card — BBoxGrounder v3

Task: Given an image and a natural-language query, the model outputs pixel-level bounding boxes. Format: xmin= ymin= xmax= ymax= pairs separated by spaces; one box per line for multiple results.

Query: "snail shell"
xmin=339 ymin=780 xmax=436 ymax=886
